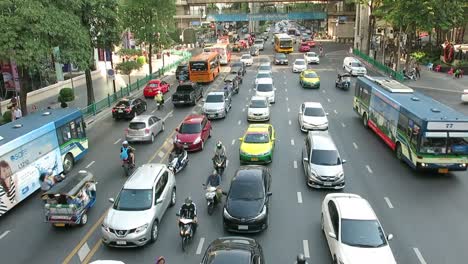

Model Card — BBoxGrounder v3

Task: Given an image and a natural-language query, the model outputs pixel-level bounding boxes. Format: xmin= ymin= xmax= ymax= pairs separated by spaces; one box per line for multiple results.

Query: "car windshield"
xmin=229 ymin=179 xmax=264 ymax=200
xmin=176 ymin=85 xmax=194 ymax=92
xmin=231 ymin=62 xmax=242 ymax=68
xmin=256 ymin=83 xmax=273 ymax=92
xmin=341 ymin=219 xmax=387 ymax=248
xmin=254 ymin=40 xmax=263 ymax=44
xmin=420 ymin=134 xmax=468 ymax=154
xmin=301 ymin=43 xmax=309 ymax=47
xmin=351 ymin=62 xmax=363 ymax=67
xmin=190 ymin=61 xmax=207 ymax=71
xmin=114 ymin=189 xmax=152 ymax=211
xmin=311 ymin=149 xmax=341 ymax=165
xmin=256 ymin=73 xmax=271 ymax=79
xmin=275 ymin=54 xmax=286 ymax=59
xmin=304 ymin=72 xmax=318 ymax=78
xmin=259 ymin=65 xmax=270 ymax=71
xmin=241 ymin=55 xmax=251 ymax=60
xmin=260 ymin=58 xmax=270 ymax=64
xmin=250 ymin=99 xmax=268 ymax=108
xmin=306 ymin=52 xmax=317 ymax=57
xmin=205 ymin=250 xmax=251 ymax=263
xmin=179 ymin=123 xmax=202 ymax=134
xmin=244 ymin=132 xmax=269 ymax=143
xmin=295 ymin=60 xmax=306 ymax=65
xmin=206 ymin=94 xmax=224 ymax=103
xmin=148 ymin=83 xmax=158 ymax=88
xmin=280 ymin=39 xmax=292 ymax=48
xmin=304 ymin=107 xmax=325 ymax=116
xmin=115 ymin=100 xmax=130 ymax=107
xmin=129 ymin=122 xmax=146 ymax=130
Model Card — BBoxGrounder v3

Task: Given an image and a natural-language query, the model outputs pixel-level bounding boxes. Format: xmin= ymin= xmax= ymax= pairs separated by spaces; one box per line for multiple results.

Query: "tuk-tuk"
xmin=232 ymin=43 xmax=242 ymax=52
xmin=41 ymin=170 xmax=96 ymax=227
xmin=229 ymin=66 xmax=243 ymax=84
xmin=239 ymin=40 xmax=248 ymax=49
xmin=335 ymin=72 xmax=352 ymax=90
xmin=224 ymin=74 xmax=239 ymax=94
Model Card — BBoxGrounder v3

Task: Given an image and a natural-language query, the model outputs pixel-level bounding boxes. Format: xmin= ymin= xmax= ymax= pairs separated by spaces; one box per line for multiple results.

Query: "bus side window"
xmin=69 ymin=121 xmax=78 ymax=139
xmin=75 ymin=118 xmax=85 ymax=138
xmin=397 ymin=113 xmax=409 ymax=133
xmin=61 ymin=125 xmax=72 ymax=143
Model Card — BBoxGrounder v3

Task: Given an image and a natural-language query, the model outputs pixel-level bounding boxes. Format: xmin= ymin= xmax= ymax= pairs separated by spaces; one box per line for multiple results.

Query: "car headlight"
xmin=174 ymin=137 xmax=181 ymax=143
xmin=252 ymin=205 xmax=267 ymax=220
xmin=194 ymin=137 xmax=201 ymax=144
xmin=101 ymin=223 xmax=110 ymax=232
xmin=240 ymin=149 xmax=248 ymax=155
xmin=275 ymin=59 xmax=279 ymax=63
xmin=309 ymin=169 xmax=319 ymax=179
xmin=134 ymin=223 xmax=149 ymax=234
xmin=336 ymin=172 xmax=344 ymax=179
xmin=223 ymin=208 xmax=235 ymax=220
xmin=259 ymin=150 xmax=271 ymax=156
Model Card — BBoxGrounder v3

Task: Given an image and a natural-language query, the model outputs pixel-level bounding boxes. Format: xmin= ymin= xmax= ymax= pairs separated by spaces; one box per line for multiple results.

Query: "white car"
xmin=254 ymin=39 xmax=265 ymax=50
xmin=255 ymin=72 xmax=272 ymax=86
xmin=298 ymin=102 xmax=328 ymax=131
xmin=258 ymin=63 xmax=272 ymax=75
xmin=247 ymin=96 xmax=270 ymax=121
xmin=304 ymin=52 xmax=320 ymax=64
xmin=255 ymin=78 xmax=276 ymax=103
xmin=240 ymin=54 xmax=253 ymax=66
xmin=293 ymin=59 xmax=307 ymax=73
xmin=462 ymin=89 xmax=468 ymax=102
xmin=90 ymin=261 xmax=125 ymax=264
xmin=343 ymin=57 xmax=367 ymax=76
xmin=321 ymin=193 xmax=396 ymax=264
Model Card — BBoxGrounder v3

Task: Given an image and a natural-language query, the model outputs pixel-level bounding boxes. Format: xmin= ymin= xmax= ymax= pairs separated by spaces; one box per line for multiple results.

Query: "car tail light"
xmin=125 ymin=108 xmax=131 ymax=113
xmin=112 ymin=108 xmax=116 ymax=113
xmin=125 ymin=128 xmax=129 ymax=135
xmin=145 ymin=128 xmax=150 ymax=134
xmin=464 ymin=91 xmax=468 ymax=95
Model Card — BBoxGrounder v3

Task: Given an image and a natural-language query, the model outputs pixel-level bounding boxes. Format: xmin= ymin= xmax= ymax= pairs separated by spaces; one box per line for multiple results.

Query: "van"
xmin=343 ymin=57 xmax=367 ymax=76
xmin=255 ymin=78 xmax=276 ymax=103
xmin=301 ymin=131 xmax=346 ymax=189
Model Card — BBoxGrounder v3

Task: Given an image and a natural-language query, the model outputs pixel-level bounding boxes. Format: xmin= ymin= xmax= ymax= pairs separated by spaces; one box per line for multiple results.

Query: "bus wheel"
xmin=63 ymin=154 xmax=74 ymax=174
xmin=362 ymin=113 xmax=368 ymax=128
xmin=396 ymin=144 xmax=403 ymax=161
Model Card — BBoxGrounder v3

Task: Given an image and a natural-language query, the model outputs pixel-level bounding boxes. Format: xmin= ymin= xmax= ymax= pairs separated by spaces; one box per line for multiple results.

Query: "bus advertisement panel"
xmin=274 ymin=34 xmax=293 ymax=53
xmin=353 ymin=76 xmax=468 ymax=173
xmin=204 ymin=43 xmax=231 ymax=65
xmin=189 ymin=52 xmax=220 ymax=83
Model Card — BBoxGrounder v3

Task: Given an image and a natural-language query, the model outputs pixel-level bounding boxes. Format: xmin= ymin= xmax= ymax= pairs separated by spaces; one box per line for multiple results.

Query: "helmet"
xmin=216 ymin=141 xmax=223 ymax=149
xmin=47 ymin=169 xmax=53 ymax=176
xmin=185 ymin=197 xmax=192 ymax=206
xmin=122 ymin=140 xmax=129 ymax=146
xmin=156 ymin=256 xmax=165 ymax=264
xmin=296 ymin=254 xmax=306 ymax=264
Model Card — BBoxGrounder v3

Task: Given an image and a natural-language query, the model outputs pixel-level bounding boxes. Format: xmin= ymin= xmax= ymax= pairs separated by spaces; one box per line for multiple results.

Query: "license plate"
xmin=238 ymin=225 xmax=248 ymax=230
xmin=54 ymin=223 xmax=65 ymax=227
xmin=118 ymin=110 xmax=123 ymax=113
xmin=179 ymin=101 xmax=185 ymax=103
xmin=438 ymin=168 xmax=449 ymax=173
xmin=251 ymin=157 xmax=259 ymax=161
xmin=116 ymin=241 xmax=127 ymax=245
xmin=323 ymin=182 xmax=332 ymax=186
xmin=209 ymin=114 xmax=215 ymax=118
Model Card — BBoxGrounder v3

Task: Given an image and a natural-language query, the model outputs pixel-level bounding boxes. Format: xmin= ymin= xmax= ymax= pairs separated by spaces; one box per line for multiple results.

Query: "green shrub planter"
xmin=59 ymin=87 xmax=75 ymax=102
xmin=3 ymin=111 xmax=12 ymax=123
xmin=137 ymin=56 xmax=146 ymax=65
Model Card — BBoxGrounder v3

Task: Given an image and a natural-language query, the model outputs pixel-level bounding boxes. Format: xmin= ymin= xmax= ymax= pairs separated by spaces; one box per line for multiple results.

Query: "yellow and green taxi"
xmin=239 ymin=124 xmax=276 ymax=164
xmin=299 ymin=69 xmax=320 ymax=89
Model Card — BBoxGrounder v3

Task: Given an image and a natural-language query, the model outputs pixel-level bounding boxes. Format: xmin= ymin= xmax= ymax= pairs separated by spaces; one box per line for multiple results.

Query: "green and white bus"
xmin=0 ymin=108 xmax=88 ymax=216
xmin=353 ymin=76 xmax=468 ymax=173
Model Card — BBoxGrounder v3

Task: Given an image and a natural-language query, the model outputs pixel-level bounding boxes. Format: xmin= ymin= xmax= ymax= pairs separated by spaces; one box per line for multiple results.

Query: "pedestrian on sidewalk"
xmin=415 ymin=63 xmax=421 ymax=79
xmin=12 ymin=106 xmax=22 ymax=120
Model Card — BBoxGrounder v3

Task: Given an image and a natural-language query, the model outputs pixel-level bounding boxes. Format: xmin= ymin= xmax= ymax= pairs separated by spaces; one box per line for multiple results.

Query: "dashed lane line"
xmin=353 ymin=142 xmax=358 ymax=149
xmin=384 ymin=197 xmax=394 ymax=209
xmin=85 ymin=161 xmax=95 ymax=169
xmin=0 ymin=230 xmax=10 ymax=240
xmin=287 ymin=108 xmax=290 ymax=112
xmin=366 ymin=165 xmax=373 ymax=174
xmin=242 ymin=108 xmax=245 ymax=112
xmin=303 ymin=240 xmax=310 ymax=258
xmin=413 ymin=248 xmax=427 ymax=264
xmin=341 ymin=122 xmax=346 ymax=128
xmin=327 ymin=98 xmax=331 ymax=102
xmin=289 ymin=120 xmax=292 ymax=125
xmin=196 ymin=237 xmax=206 ymax=255
xmin=297 ymin=192 xmax=303 ymax=204
xmin=113 ymin=138 xmax=122 ymax=145
xmin=238 ymin=120 xmax=241 ymax=125
xmin=232 ymin=139 xmax=235 ymax=145
xmin=333 ymin=109 xmax=338 ymax=114
xmin=293 ymin=160 xmax=298 ymax=169
xmin=77 ymin=242 xmax=91 ymax=262
xmin=158 ymin=151 xmax=165 ymax=158
xmin=291 ymin=139 xmax=295 ymax=146
xmin=226 ymin=160 xmax=229 ymax=167
xmin=286 ymin=97 xmax=289 ymax=101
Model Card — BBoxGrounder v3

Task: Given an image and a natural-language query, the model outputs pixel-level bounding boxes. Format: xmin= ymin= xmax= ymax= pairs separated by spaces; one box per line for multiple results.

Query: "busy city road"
xmin=1 ymin=40 xmax=467 ymax=264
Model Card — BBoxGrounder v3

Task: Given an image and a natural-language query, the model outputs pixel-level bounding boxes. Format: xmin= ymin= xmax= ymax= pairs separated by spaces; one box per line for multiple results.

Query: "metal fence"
xmin=352 ymin=48 xmax=405 ymax=82
xmin=81 ymin=51 xmax=192 ymax=119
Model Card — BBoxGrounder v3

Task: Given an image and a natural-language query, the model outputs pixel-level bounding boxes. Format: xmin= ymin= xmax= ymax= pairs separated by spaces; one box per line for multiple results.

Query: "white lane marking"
xmin=0 ymin=230 xmax=10 ymax=240
xmin=366 ymin=165 xmax=373 ymax=174
xmin=341 ymin=122 xmax=346 ymax=128
xmin=293 ymin=160 xmax=298 ymax=169
xmin=77 ymin=242 xmax=91 ymax=262
xmin=297 ymin=192 xmax=303 ymax=204
xmin=285 ymin=88 xmax=288 ymax=92
xmin=287 ymin=108 xmax=290 ymax=112
xmin=151 ymin=109 xmax=156 ymax=114
xmin=286 ymin=97 xmax=289 ymax=101
xmin=327 ymin=98 xmax=331 ymax=102
xmin=196 ymin=237 xmax=206 ymax=255
xmin=289 ymin=120 xmax=292 ymax=125
xmin=353 ymin=142 xmax=358 ymax=149
xmin=322 ymin=90 xmax=326 ymax=93
xmin=158 ymin=151 xmax=165 ymax=158
xmin=232 ymin=139 xmax=235 ymax=145
xmin=242 ymin=108 xmax=245 ymax=112
xmin=226 ymin=160 xmax=229 ymax=167
xmin=238 ymin=120 xmax=241 ymax=125
xmin=113 ymin=138 xmax=122 ymax=144
xmin=163 ymin=110 xmax=174 ymax=121
xmin=303 ymin=240 xmax=310 ymax=258
xmin=291 ymin=139 xmax=295 ymax=146
xmin=333 ymin=109 xmax=338 ymax=114
xmin=413 ymin=248 xmax=427 ymax=264
xmin=85 ymin=161 xmax=95 ymax=169
xmin=384 ymin=197 xmax=394 ymax=209
xmin=245 ymin=96 xmax=249 ymax=100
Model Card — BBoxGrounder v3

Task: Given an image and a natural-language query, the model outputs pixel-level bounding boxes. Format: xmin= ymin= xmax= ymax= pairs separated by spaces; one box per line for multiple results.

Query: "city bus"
xmin=274 ymin=34 xmax=293 ymax=53
xmin=353 ymin=76 xmax=468 ymax=173
xmin=189 ymin=52 xmax=220 ymax=83
xmin=203 ymin=43 xmax=232 ymax=65
xmin=0 ymin=108 xmax=88 ymax=216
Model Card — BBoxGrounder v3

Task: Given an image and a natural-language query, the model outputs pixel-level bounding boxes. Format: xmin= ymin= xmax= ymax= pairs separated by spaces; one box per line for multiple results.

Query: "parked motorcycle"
xmin=177 ymin=216 xmax=194 ymax=251
xmin=203 ymin=184 xmax=219 ymax=215
xmin=168 ymin=150 xmax=189 ymax=174
xmin=212 ymin=155 xmax=226 ymax=176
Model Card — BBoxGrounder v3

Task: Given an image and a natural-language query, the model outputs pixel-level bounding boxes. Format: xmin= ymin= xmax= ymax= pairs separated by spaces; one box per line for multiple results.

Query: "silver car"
xmin=202 ymin=91 xmax=232 ymax=119
xmin=247 ymin=96 xmax=270 ymax=121
xmin=102 ymin=163 xmax=176 ymax=247
xmin=126 ymin=115 xmax=165 ymax=143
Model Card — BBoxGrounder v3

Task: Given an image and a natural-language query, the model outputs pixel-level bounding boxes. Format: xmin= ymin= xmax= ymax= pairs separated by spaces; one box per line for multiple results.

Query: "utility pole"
xmin=396 ymin=25 xmax=402 ymax=71
xmin=109 ymin=49 xmax=117 ymax=94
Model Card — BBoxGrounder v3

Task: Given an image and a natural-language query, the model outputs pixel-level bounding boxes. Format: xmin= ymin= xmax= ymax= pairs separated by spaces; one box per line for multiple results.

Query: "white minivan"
xmin=343 ymin=57 xmax=367 ymax=76
xmin=255 ymin=78 xmax=276 ymax=104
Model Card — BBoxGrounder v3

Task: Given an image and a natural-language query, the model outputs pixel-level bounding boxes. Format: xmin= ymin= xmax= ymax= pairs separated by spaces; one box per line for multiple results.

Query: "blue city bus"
xmin=0 ymin=108 xmax=88 ymax=216
xmin=353 ymin=76 xmax=468 ymax=173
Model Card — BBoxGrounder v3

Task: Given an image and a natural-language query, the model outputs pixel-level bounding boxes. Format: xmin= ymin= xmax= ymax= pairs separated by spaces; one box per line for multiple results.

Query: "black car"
xmin=112 ymin=97 xmax=147 ymax=120
xmin=274 ymin=53 xmax=288 ymax=65
xmin=250 ymin=46 xmax=259 ymax=56
xmin=201 ymin=237 xmax=265 ymax=264
xmin=223 ymin=166 xmax=272 ymax=233
xmin=175 ymin=62 xmax=189 ymax=81
xmin=230 ymin=61 xmax=246 ymax=76
xmin=172 ymin=81 xmax=203 ymax=106
xmin=229 ymin=67 xmax=243 ymax=84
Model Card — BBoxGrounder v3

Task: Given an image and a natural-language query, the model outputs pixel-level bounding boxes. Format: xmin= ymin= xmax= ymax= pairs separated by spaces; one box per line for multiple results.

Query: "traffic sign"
xmin=107 ymin=69 xmax=115 ymax=80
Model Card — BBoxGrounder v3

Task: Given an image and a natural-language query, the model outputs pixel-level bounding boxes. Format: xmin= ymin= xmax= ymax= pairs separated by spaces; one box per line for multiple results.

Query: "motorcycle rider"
xmin=318 ymin=44 xmax=324 ymax=57
xmin=155 ymin=90 xmax=164 ymax=107
xmin=295 ymin=254 xmax=308 ymax=264
xmin=205 ymin=170 xmax=222 ymax=202
xmin=212 ymin=141 xmax=227 ymax=169
xmin=169 ymin=143 xmax=185 ymax=169
xmin=120 ymin=141 xmax=135 ymax=167
xmin=178 ymin=197 xmax=198 ymax=233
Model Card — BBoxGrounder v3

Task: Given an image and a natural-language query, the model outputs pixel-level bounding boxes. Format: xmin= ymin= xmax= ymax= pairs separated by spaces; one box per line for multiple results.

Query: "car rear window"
xmin=179 ymin=123 xmax=202 ymax=134
xmin=205 ymin=249 xmax=251 ymax=264
xmin=115 ymin=101 xmax=130 ymax=107
xmin=129 ymin=122 xmax=146 ymax=130
xmin=177 ymin=85 xmax=194 ymax=92
xmin=148 ymin=83 xmax=158 ymax=88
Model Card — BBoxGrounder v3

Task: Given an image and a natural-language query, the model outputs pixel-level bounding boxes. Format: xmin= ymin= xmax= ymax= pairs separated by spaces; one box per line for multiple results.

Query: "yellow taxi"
xmin=299 ymin=69 xmax=320 ymax=89
xmin=239 ymin=124 xmax=276 ymax=164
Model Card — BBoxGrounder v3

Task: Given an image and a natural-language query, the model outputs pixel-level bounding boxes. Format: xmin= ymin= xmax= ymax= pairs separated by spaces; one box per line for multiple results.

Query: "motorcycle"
xmin=203 ymin=184 xmax=219 ymax=215
xmin=156 ymin=99 xmax=164 ymax=110
xmin=177 ymin=216 xmax=194 ymax=251
xmin=168 ymin=150 xmax=189 ymax=174
xmin=404 ymin=69 xmax=417 ymax=81
xmin=213 ymin=155 xmax=226 ymax=176
xmin=122 ymin=158 xmax=134 ymax=177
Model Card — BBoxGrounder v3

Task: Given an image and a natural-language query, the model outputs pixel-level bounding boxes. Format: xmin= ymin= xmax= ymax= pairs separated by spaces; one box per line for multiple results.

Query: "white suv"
xmin=102 ymin=164 xmax=176 ymax=247
xmin=321 ymin=193 xmax=396 ymax=264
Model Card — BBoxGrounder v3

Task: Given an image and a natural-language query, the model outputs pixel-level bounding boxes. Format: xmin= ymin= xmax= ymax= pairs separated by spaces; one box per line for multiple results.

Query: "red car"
xmin=174 ymin=114 xmax=212 ymax=151
xmin=307 ymin=39 xmax=316 ymax=47
xmin=299 ymin=42 xmax=311 ymax=52
xmin=143 ymin=79 xmax=170 ymax=98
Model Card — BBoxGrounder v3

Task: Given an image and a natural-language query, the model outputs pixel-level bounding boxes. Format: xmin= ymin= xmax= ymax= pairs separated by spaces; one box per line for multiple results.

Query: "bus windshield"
xmin=190 ymin=61 xmax=207 ymax=71
xmin=280 ymin=40 xmax=292 ymax=48
xmin=420 ymin=133 xmax=468 ymax=154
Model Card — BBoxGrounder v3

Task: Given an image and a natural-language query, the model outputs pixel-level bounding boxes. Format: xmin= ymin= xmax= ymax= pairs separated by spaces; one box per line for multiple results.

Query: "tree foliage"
xmin=115 ymin=60 xmax=142 ymax=84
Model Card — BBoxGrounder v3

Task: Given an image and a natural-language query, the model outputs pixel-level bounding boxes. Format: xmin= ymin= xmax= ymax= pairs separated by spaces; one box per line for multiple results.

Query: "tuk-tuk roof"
xmin=42 ymin=171 xmax=94 ymax=199
xmin=230 ymin=66 xmax=242 ymax=72
xmin=338 ymin=71 xmax=352 ymax=77
xmin=224 ymin=74 xmax=237 ymax=81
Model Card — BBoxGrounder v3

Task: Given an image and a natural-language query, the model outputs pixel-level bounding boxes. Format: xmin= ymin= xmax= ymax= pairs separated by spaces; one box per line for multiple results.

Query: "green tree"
xmin=120 ymin=0 xmax=176 ymax=75
xmin=115 ymin=60 xmax=142 ymax=85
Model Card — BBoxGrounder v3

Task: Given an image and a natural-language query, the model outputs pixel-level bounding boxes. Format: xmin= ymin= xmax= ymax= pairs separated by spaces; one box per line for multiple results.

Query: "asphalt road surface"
xmin=1 ymin=40 xmax=467 ymax=264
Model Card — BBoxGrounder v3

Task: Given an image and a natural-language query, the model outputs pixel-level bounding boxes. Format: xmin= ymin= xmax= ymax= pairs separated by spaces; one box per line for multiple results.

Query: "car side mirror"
xmin=326 ymin=113 xmax=329 ymax=116
xmin=239 ymin=137 xmax=243 ymax=141
xmin=156 ymin=198 xmax=163 ymax=205
xmin=222 ymin=191 xmax=228 ymax=196
xmin=108 ymin=198 xmax=115 ymax=204
xmin=267 ymin=192 xmax=272 ymax=196
xmin=175 ymin=127 xmax=179 ymax=132
xmin=303 ymin=157 xmax=309 ymax=162
xmin=202 ymin=98 xmax=205 ymax=102
xmin=328 ymin=232 xmax=337 ymax=239
xmin=176 ymin=213 xmax=180 ymax=217
xmin=342 ymin=159 xmax=347 ymax=164
xmin=387 ymin=234 xmax=394 ymax=241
